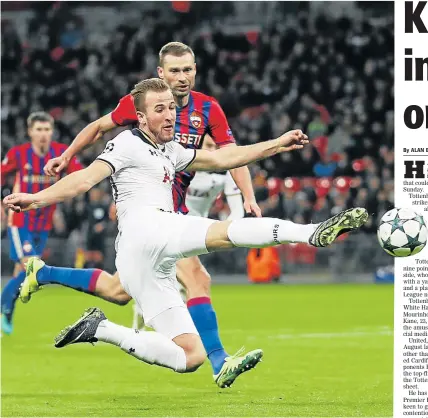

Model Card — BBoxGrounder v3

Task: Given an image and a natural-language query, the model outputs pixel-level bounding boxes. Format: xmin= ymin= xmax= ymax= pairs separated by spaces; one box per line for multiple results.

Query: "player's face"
xmin=28 ymin=121 xmax=53 ymax=150
xmin=158 ymin=53 xmax=196 ymax=99
xmin=139 ymin=90 xmax=176 ymax=144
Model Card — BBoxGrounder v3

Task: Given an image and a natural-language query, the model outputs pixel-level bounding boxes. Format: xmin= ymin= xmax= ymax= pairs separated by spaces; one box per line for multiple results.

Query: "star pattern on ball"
xmin=403 ymin=233 xmax=425 ymax=252
xmin=382 ymin=237 xmax=397 ymax=251
xmin=415 ymin=215 xmax=426 ymax=227
xmin=390 ymin=214 xmax=406 ymax=234
xmin=378 ymin=208 xmax=427 ymax=257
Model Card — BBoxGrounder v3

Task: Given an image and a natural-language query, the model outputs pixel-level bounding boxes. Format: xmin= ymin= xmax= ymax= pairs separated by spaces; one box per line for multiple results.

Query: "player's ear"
xmin=136 ymin=111 xmax=146 ymax=126
xmin=157 ymin=66 xmax=164 ymax=79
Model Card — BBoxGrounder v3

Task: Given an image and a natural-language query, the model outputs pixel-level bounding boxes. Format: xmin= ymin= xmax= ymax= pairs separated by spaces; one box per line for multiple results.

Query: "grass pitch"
xmin=1 ymin=283 xmax=393 ymax=417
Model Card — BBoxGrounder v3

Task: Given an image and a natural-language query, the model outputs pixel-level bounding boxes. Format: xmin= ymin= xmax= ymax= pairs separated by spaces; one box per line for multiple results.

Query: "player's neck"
xmin=31 ymin=143 xmax=48 ymax=157
xmin=174 ymin=94 xmax=190 ymax=108
xmin=138 ymin=127 xmax=160 ymax=148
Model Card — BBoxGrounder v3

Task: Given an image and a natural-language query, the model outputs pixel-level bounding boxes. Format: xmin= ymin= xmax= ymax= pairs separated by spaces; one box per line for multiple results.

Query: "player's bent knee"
xmin=173 ymin=333 xmax=207 ymax=372
xmin=97 ymin=271 xmax=132 ymax=305
xmin=111 ymin=282 xmax=132 ymax=305
xmin=186 ymin=349 xmax=207 ymax=372
xmin=111 ymin=292 xmax=131 ymax=306
xmin=184 ymin=342 xmax=207 ymax=372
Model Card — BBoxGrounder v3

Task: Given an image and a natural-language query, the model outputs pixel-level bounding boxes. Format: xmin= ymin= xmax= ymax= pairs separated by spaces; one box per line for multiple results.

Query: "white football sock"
xmin=227 ymin=218 xmax=318 ymax=247
xmin=95 ymin=319 xmax=187 ymax=372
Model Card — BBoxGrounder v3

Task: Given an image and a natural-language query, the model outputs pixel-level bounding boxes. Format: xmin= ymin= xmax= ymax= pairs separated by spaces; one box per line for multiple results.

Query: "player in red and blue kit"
xmin=0 ymin=112 xmax=83 ymax=335
xmin=27 ymin=43 xmax=262 ymax=387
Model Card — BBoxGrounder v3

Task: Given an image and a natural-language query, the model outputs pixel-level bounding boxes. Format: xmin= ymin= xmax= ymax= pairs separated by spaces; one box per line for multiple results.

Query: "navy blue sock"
xmin=187 ymin=297 xmax=228 ymax=374
xmin=37 ymin=265 xmax=101 ymax=294
xmin=1 ymin=271 xmax=26 ymax=321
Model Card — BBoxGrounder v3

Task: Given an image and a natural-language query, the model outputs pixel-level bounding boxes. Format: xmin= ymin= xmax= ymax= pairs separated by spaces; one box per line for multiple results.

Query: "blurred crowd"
xmin=1 ymin=2 xmax=394 ymax=246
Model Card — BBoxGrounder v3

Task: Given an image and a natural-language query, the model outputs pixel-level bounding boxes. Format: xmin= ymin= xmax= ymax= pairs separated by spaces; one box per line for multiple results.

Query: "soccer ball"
xmin=377 ymin=208 xmax=427 ymax=257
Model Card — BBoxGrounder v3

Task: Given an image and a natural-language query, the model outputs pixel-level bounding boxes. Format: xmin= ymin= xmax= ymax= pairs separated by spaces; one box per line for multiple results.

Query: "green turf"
xmin=1 ymin=283 xmax=393 ymax=417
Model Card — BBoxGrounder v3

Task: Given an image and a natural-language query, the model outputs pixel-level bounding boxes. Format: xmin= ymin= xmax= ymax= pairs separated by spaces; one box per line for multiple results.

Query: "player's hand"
xmin=243 ymin=199 xmax=262 ymax=217
xmin=3 ymin=193 xmax=37 ymax=213
xmin=44 ymin=155 xmax=70 ymax=176
xmin=276 ymin=130 xmax=309 ymax=152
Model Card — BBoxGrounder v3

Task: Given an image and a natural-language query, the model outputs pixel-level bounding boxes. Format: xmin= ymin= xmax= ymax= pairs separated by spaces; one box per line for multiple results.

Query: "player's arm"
xmin=4 ymin=161 xmax=112 ymax=212
xmin=224 ymin=172 xmax=245 ymax=220
xmin=208 ymin=100 xmax=260 ymax=216
xmin=226 ymin=194 xmax=245 ymax=220
xmin=65 ymin=151 xmax=85 ymax=174
xmin=45 ymin=94 xmax=137 ymax=175
xmin=44 ymin=114 xmax=117 ymax=175
xmin=187 ymin=130 xmax=309 ymax=172
xmin=221 ymin=144 xmax=260 ymax=216
xmin=1 ymin=148 xmax=18 ymax=184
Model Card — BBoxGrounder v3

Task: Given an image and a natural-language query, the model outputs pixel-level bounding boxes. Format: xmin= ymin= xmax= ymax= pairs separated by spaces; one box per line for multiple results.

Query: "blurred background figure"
xmin=84 ymin=187 xmax=110 ymax=269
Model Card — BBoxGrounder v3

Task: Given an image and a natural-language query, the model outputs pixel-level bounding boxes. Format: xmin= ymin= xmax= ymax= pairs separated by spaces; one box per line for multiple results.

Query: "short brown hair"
xmin=27 ymin=111 xmax=54 ymax=128
xmin=159 ymin=41 xmax=195 ymax=66
xmin=131 ymin=78 xmax=170 ymax=112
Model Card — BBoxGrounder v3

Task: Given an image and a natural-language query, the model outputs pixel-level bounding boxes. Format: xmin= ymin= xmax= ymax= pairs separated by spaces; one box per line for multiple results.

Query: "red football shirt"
xmin=2 ymin=142 xmax=83 ymax=231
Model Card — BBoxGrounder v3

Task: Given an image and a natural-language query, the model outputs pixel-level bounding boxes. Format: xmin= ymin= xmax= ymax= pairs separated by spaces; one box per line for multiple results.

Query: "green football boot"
xmin=20 ymin=257 xmax=45 ymax=303
xmin=214 ymin=347 xmax=263 ymax=388
xmin=309 ymin=207 xmax=369 ymax=247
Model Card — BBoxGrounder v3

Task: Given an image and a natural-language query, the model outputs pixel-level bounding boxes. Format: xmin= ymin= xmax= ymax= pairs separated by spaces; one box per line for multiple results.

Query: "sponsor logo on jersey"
xmin=174 ymin=132 xmax=202 ymax=147
xmin=190 ymin=112 xmax=202 ymax=129
xmin=149 ymin=149 xmax=158 ymax=157
xmin=148 ymin=148 xmax=171 ymax=161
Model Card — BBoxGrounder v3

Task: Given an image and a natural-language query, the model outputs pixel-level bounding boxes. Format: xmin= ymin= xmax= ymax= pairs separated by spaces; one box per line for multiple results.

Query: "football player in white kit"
xmin=186 ymin=136 xmax=244 ymax=221
xmin=131 ymin=136 xmax=244 ymax=329
xmin=4 ymin=79 xmax=368 ymax=385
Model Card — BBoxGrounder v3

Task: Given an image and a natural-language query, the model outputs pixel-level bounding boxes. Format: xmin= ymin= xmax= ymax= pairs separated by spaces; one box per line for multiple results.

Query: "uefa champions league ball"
xmin=377 ymin=208 xmax=427 ymax=257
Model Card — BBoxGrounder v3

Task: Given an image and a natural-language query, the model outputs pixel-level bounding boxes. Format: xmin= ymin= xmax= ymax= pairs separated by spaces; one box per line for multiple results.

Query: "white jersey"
xmin=96 ymin=128 xmax=195 ymax=230
xmin=186 ymin=171 xmax=240 ymax=218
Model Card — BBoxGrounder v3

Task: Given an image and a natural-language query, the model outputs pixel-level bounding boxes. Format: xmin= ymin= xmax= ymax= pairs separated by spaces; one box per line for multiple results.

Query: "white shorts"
xmin=116 ymin=209 xmax=216 ymax=329
xmin=147 ymin=306 xmax=198 ymax=340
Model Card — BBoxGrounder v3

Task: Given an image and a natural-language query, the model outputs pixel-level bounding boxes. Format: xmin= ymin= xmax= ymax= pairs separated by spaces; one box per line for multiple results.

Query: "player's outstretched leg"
xmin=19 ymin=258 xmax=131 ymax=305
xmin=217 ymin=208 xmax=368 ymax=250
xmin=54 ymin=307 xmax=204 ymax=373
xmin=1 ymin=270 xmax=26 ymax=335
